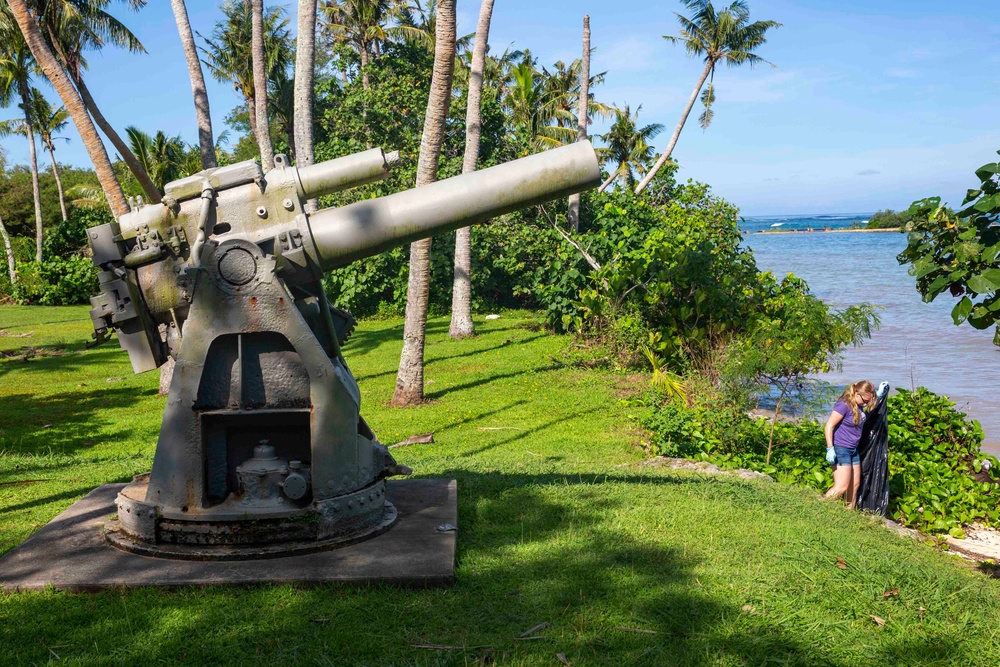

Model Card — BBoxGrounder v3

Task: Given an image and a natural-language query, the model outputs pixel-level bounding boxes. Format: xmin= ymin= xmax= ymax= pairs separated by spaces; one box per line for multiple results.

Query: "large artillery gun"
xmin=86 ymin=142 xmax=600 ymax=558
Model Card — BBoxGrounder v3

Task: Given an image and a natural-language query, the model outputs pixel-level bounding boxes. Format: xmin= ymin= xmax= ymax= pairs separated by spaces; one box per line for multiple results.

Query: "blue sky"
xmin=3 ymin=0 xmax=999 ymax=215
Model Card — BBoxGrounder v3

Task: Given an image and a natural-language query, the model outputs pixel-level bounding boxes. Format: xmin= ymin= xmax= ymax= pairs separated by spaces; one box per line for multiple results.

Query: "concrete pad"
xmin=0 ymin=478 xmax=456 ymax=592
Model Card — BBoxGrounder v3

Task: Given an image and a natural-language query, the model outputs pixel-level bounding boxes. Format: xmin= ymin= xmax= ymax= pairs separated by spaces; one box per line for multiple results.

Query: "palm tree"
xmin=449 ymin=0 xmax=494 ymax=340
xmin=567 ymin=14 xmax=590 ymax=233
xmin=250 ymin=0 xmax=275 ymax=170
xmin=597 ymin=104 xmax=664 ymax=192
xmin=319 ymin=0 xmax=407 ymax=90
xmin=0 ymin=20 xmax=44 ymax=260
xmin=540 ymin=60 xmax=603 ymax=129
xmin=36 ymin=0 xmax=161 ymax=205
xmin=28 ymin=89 xmax=70 ymax=222
xmin=170 ymin=0 xmax=216 ymax=170
xmin=125 ymin=126 xmax=187 ymax=192
xmin=294 ymin=0 xmax=317 ymax=211
xmin=200 ymin=0 xmax=292 ymax=163
xmin=0 ymin=144 xmax=15 ymax=284
xmin=504 ymin=59 xmax=573 ymax=152
xmin=634 ymin=0 xmax=780 ymax=194
xmin=393 ymin=0 xmax=474 ymax=55
xmin=392 ymin=0 xmax=455 ymax=406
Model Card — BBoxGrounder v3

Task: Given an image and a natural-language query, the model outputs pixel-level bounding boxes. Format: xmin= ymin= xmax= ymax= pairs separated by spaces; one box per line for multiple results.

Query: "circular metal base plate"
xmin=104 ymin=501 xmax=398 ymax=561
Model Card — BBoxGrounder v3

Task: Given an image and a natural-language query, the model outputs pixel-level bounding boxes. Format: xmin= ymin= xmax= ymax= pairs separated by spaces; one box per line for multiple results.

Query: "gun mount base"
xmin=105 ymin=475 xmax=398 ymax=561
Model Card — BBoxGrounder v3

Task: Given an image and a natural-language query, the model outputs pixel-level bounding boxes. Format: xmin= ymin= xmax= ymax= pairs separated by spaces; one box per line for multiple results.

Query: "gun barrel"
xmin=308 ymin=141 xmax=601 ymax=271
xmin=297 ymin=148 xmax=396 ymax=200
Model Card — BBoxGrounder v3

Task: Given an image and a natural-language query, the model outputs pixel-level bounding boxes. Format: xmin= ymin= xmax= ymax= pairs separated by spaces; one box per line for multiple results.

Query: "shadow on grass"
xmin=0 ymin=345 xmax=133 ymax=380
xmin=1 ymin=471 xmax=962 ymax=666
xmin=424 ymin=363 xmax=561 ymax=401
xmin=352 ymin=333 xmax=547 ymax=384
xmin=0 ymin=385 xmax=157 ymax=457
xmin=0 ymin=486 xmax=101 ymax=515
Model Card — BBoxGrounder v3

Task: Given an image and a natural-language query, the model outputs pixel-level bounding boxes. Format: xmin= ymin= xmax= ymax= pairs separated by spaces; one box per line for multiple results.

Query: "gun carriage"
xmin=86 ymin=142 xmax=600 ymax=558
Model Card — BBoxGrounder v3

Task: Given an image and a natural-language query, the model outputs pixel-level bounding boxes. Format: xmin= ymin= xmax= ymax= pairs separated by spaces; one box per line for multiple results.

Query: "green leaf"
xmin=975 ymin=163 xmax=1000 ymax=181
xmin=973 ymin=193 xmax=999 ymax=213
xmin=967 ymin=268 xmax=1000 ymax=294
xmin=951 ymin=297 xmax=973 ymax=325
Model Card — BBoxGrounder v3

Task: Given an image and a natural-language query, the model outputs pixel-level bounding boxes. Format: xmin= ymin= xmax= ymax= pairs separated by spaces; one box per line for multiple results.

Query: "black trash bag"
xmin=856 ymin=387 xmax=890 ymax=516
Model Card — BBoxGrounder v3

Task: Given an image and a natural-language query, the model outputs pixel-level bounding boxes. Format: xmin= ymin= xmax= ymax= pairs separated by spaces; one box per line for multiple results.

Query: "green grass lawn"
xmin=1 ymin=305 xmax=999 ymax=666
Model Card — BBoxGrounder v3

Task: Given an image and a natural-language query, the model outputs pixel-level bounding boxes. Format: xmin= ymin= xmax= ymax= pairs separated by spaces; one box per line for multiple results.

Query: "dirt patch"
xmin=642 ymin=456 xmax=775 ymax=482
xmin=613 ymin=374 xmax=647 ymax=400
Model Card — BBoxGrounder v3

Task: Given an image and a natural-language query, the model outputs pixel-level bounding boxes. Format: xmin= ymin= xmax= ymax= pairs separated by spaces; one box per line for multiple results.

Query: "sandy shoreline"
xmin=752 ymin=227 xmax=901 ymax=235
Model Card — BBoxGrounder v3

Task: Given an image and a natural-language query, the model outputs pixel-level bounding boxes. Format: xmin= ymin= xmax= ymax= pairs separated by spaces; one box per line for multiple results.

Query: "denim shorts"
xmin=833 ymin=446 xmax=860 ymax=466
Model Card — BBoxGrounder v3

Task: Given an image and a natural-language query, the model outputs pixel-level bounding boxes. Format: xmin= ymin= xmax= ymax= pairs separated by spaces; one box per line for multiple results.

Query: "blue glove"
xmin=826 ymin=447 xmax=836 ymax=465
xmin=876 ymin=381 xmax=889 ymax=399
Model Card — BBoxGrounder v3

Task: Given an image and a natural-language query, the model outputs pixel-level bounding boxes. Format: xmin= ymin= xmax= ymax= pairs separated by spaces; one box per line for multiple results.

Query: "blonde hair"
xmin=838 ymin=380 xmax=875 ymax=425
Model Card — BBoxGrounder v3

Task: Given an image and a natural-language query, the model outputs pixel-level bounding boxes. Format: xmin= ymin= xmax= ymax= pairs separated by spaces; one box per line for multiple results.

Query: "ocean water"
xmin=743 ymin=216 xmax=1000 ymax=453
xmin=741 ymin=213 xmax=872 ymax=234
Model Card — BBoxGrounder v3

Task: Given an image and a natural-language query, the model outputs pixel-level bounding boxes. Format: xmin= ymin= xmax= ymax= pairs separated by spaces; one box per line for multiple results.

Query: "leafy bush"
xmin=13 ymin=254 xmax=98 ymax=306
xmin=553 ymin=184 xmax=764 ymax=365
xmin=898 ymin=157 xmax=1000 ymax=346
xmin=6 ymin=207 xmax=104 ymax=306
xmin=865 ymin=209 xmax=913 ymax=229
xmin=886 ymin=388 xmax=998 ymax=537
xmin=641 ymin=387 xmax=999 ymax=536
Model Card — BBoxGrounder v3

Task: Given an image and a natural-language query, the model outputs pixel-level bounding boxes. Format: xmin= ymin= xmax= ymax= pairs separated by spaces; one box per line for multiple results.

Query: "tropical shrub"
xmin=886 ymin=388 xmax=998 ymax=537
xmin=898 ymin=153 xmax=1000 ymax=346
xmin=568 ymin=184 xmax=763 ymax=365
xmin=641 ymin=387 xmax=999 ymax=536
xmin=8 ymin=207 xmax=104 ymax=306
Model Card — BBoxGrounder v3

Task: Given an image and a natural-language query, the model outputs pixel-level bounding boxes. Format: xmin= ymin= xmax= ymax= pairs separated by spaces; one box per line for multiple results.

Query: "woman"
xmin=824 ymin=380 xmax=875 ymax=509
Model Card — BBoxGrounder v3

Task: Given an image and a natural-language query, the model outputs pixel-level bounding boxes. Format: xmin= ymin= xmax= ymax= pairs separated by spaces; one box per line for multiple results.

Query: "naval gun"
xmin=86 ymin=142 xmax=600 ymax=558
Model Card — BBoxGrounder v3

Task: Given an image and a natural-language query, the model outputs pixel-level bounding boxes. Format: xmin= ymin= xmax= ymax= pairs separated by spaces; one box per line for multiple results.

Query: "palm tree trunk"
xmin=392 ymin=0 xmax=456 ymax=407
xmin=250 ymin=0 xmax=275 ymax=171
xmin=294 ymin=0 xmax=318 ymax=212
xmin=170 ymin=0 xmax=216 ymax=170
xmin=567 ymin=14 xmax=590 ymax=232
xmin=72 ymin=74 xmax=161 ymax=204
xmin=0 ymin=211 xmax=16 ymax=285
xmin=290 ymin=0 xmax=319 ymax=213
xmin=597 ymin=170 xmax=617 ymax=193
xmin=449 ymin=0 xmax=494 ymax=340
xmin=44 ymin=24 xmax=161 ymax=206
xmin=9 ymin=0 xmax=130 ymax=219
xmin=359 ymin=42 xmax=370 ymax=91
xmin=634 ymin=60 xmax=713 ymax=195
xmin=21 ymin=110 xmax=44 ymax=262
xmin=46 ymin=142 xmax=68 ymax=223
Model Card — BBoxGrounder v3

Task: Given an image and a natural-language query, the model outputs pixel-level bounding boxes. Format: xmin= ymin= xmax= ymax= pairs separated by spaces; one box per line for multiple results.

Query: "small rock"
xmin=484 ymin=314 xmax=501 ymax=320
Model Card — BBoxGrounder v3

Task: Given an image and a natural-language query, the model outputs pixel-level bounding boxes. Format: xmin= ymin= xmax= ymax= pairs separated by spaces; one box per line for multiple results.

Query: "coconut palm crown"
xmin=634 ymin=0 xmax=780 ymax=194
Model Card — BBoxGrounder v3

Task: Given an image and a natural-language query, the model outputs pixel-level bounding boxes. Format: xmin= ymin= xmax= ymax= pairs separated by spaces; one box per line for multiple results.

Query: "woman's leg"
xmin=825 ymin=464 xmax=851 ymax=500
xmin=847 ymin=464 xmax=862 ymax=509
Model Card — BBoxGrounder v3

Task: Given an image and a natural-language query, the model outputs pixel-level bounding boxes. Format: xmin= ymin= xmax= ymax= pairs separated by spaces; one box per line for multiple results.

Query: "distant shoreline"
xmin=751 ymin=227 xmax=901 ymax=235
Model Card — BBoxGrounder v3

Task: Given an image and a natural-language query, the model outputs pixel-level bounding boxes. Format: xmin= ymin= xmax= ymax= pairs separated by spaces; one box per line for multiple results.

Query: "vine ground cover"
xmin=1 ymin=306 xmax=1000 ymax=666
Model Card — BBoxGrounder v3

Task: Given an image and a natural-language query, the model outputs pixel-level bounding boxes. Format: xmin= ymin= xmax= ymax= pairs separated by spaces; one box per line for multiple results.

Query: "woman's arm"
xmin=825 ymin=411 xmax=844 ymax=448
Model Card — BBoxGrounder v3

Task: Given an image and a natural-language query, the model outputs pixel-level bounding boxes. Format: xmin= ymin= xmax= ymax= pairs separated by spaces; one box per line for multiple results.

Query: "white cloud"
xmin=885 ymin=67 xmax=920 ymax=79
